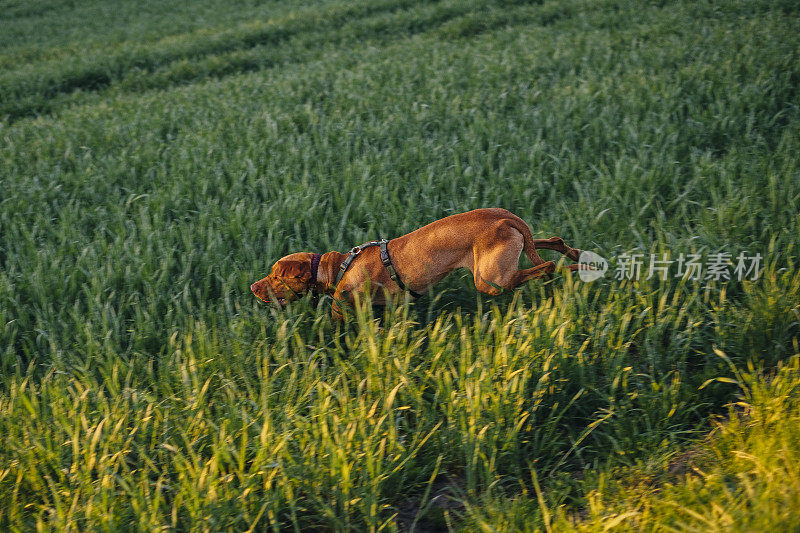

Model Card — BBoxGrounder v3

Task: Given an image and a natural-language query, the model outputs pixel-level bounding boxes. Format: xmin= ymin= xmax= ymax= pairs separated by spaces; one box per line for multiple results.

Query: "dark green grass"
xmin=1 ymin=0 xmax=799 ymax=529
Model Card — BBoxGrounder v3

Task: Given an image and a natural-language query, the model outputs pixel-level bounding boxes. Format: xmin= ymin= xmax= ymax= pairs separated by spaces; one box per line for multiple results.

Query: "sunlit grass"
xmin=460 ymin=352 xmax=800 ymax=532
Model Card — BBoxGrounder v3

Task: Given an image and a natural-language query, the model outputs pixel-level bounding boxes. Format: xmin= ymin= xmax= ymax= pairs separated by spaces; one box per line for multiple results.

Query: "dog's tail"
xmin=504 ymin=213 xmax=583 ymax=266
xmin=504 ymin=214 xmax=548 ymax=266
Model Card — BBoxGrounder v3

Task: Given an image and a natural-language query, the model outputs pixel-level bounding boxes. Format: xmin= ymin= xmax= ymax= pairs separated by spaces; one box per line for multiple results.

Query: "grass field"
xmin=1 ymin=0 xmax=799 ymax=530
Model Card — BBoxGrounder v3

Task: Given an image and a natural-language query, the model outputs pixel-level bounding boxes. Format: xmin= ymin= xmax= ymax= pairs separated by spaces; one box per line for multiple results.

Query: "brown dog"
xmin=251 ymin=208 xmax=582 ymax=319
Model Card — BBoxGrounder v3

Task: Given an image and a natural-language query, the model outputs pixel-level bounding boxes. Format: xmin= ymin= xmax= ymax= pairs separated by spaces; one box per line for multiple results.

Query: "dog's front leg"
xmin=330 ymin=289 xmax=347 ymax=321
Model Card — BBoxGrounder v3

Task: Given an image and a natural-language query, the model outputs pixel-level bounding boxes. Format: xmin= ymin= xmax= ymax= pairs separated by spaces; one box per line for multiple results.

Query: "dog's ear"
xmin=278 ymin=259 xmax=312 ymax=281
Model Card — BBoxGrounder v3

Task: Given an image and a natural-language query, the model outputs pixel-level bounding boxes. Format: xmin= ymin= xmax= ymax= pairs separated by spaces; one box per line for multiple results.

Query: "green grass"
xmin=1 ymin=0 xmax=799 ymax=529
xmin=458 ymin=352 xmax=800 ymax=531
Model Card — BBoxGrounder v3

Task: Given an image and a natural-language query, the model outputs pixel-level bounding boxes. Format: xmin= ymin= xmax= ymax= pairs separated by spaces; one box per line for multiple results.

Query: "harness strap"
xmin=331 ymin=239 xmax=422 ymax=299
xmin=333 ymin=240 xmax=383 ymax=289
xmin=380 ymin=240 xmax=423 ymax=298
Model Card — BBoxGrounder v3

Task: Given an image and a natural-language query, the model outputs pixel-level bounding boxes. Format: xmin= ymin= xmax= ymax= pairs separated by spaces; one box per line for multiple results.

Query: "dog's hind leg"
xmin=531 ymin=236 xmax=582 ymax=261
xmin=474 ymin=262 xmax=556 ymax=295
xmin=471 ymin=222 xmax=556 ymax=295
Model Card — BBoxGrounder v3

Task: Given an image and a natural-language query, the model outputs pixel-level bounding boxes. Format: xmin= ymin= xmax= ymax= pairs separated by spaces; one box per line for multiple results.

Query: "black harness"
xmin=331 ymin=239 xmax=422 ymax=299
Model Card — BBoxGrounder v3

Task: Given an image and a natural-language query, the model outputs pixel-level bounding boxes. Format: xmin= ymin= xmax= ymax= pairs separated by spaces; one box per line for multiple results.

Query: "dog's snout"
xmin=251 ymin=279 xmax=270 ymax=298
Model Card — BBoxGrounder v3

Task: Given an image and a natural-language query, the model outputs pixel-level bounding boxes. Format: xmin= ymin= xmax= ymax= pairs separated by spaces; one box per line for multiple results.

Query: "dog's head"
xmin=251 ymin=252 xmax=317 ymax=306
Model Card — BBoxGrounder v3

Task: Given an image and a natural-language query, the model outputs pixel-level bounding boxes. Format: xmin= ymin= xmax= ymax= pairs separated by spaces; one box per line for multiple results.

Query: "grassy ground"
xmin=1 ymin=0 xmax=799 ymax=530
